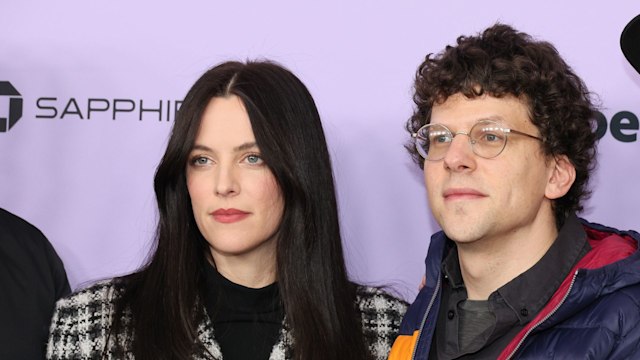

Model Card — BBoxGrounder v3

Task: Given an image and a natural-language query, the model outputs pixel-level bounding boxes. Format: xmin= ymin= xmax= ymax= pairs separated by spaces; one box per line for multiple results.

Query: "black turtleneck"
xmin=203 ymin=262 xmax=284 ymax=360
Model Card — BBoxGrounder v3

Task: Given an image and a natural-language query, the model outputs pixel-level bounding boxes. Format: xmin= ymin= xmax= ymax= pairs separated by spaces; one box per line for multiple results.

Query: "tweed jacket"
xmin=47 ymin=280 xmax=407 ymax=359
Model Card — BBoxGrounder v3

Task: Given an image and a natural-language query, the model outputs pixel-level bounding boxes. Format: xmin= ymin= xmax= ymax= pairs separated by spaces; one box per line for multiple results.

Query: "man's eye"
xmin=429 ymin=131 xmax=452 ymax=145
xmin=480 ymin=132 xmax=503 ymax=142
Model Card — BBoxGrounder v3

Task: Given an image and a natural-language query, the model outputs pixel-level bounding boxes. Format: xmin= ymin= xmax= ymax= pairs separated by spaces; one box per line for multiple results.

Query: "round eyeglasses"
xmin=412 ymin=120 xmax=543 ymax=161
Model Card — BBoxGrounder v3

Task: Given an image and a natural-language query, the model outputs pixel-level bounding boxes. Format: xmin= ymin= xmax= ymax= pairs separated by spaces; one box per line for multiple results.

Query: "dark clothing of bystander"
xmin=0 ymin=208 xmax=70 ymax=360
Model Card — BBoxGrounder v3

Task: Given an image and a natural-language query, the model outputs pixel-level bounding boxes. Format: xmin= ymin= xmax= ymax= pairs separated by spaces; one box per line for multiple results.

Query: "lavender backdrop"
xmin=2 ymin=1 xmax=640 ymax=301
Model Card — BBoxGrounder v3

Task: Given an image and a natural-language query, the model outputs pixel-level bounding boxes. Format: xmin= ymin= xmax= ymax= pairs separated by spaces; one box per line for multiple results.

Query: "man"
xmin=389 ymin=24 xmax=640 ymax=359
xmin=0 ymin=208 xmax=70 ymax=359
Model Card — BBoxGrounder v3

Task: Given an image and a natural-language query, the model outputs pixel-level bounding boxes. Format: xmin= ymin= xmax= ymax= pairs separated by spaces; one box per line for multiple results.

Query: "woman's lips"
xmin=211 ymin=208 xmax=250 ymax=223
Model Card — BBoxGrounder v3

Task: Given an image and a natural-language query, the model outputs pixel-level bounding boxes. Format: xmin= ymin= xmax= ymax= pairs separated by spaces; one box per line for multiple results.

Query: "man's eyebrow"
xmin=476 ymin=115 xmax=507 ymax=122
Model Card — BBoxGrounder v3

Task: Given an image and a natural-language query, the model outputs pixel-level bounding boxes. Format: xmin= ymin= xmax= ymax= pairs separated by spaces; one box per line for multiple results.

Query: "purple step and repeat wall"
xmin=2 ymin=1 xmax=640 ymax=300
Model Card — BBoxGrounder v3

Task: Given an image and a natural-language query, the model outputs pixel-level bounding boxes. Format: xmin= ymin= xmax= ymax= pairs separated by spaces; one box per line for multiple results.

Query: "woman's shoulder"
xmin=55 ymin=278 xmax=124 ymax=310
xmin=354 ymin=285 xmax=408 ymax=330
xmin=50 ymin=278 xmax=125 ymax=331
xmin=47 ymin=278 xmax=128 ymax=359
xmin=355 ymin=285 xmax=409 ymax=314
xmin=354 ymin=286 xmax=408 ymax=359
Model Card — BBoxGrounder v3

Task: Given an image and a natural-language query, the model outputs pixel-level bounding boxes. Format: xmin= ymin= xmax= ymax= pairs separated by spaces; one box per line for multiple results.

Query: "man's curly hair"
xmin=407 ymin=23 xmax=598 ymax=226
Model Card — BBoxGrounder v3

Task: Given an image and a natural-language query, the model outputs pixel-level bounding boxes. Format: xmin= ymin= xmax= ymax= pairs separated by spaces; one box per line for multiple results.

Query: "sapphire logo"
xmin=0 ymin=81 xmax=23 ymax=132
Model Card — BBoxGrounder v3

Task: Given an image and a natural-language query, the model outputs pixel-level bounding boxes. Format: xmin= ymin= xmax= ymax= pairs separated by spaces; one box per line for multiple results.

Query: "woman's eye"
xmin=245 ymin=154 xmax=264 ymax=165
xmin=192 ymin=156 xmax=211 ymax=166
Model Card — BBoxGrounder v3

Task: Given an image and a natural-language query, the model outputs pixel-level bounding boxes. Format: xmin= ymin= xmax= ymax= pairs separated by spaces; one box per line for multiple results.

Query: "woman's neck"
xmin=209 ymin=248 xmax=277 ymax=288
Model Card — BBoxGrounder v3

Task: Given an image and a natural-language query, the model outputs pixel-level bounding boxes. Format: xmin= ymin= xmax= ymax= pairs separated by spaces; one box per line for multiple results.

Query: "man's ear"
xmin=545 ymin=155 xmax=576 ymax=200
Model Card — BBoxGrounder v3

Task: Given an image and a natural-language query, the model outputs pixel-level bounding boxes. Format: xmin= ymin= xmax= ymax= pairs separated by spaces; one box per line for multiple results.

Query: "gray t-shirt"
xmin=457 ymin=299 xmax=495 ymax=352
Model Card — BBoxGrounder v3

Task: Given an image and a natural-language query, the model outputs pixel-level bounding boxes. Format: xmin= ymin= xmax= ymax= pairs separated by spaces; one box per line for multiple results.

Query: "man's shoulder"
xmin=0 ymin=208 xmax=71 ymax=303
xmin=577 ymin=280 xmax=640 ymax=323
xmin=547 ymin=219 xmax=640 ymax=325
xmin=604 ymin=281 xmax=640 ymax=309
xmin=581 ymin=218 xmax=640 ymax=243
xmin=545 ymin=266 xmax=640 ymax=338
xmin=518 ymin=281 xmax=640 ymax=358
xmin=0 ymin=208 xmax=56 ymax=256
xmin=0 ymin=208 xmax=42 ymax=236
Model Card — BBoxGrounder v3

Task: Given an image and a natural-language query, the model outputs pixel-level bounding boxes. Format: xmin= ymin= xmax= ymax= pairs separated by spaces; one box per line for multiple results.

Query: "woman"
xmin=47 ymin=60 xmax=406 ymax=360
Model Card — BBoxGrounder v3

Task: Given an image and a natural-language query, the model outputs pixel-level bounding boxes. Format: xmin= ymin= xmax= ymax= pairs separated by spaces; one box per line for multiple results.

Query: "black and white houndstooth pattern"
xmin=46 ymin=280 xmax=407 ymax=359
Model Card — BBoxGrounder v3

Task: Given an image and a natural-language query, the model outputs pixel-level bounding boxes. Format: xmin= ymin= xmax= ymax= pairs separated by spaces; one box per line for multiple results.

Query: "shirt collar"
xmin=442 ymin=213 xmax=590 ymax=323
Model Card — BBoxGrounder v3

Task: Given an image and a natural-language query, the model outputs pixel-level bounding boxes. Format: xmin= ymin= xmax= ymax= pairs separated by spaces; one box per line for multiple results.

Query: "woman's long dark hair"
xmin=109 ymin=60 xmax=370 ymax=359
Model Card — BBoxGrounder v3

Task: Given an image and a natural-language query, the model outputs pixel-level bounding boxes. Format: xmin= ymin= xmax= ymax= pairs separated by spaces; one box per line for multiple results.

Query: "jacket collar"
xmin=498 ymin=220 xmax=640 ymax=359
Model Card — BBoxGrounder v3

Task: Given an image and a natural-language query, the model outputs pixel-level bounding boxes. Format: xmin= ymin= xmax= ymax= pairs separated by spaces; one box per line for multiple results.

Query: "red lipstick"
xmin=211 ymin=208 xmax=250 ymax=223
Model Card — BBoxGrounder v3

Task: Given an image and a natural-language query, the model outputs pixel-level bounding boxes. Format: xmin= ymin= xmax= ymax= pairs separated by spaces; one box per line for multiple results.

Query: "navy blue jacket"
xmin=389 ymin=219 xmax=640 ymax=359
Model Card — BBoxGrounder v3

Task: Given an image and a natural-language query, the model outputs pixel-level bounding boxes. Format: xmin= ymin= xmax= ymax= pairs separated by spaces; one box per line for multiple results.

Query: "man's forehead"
xmin=430 ymin=93 xmax=533 ymax=127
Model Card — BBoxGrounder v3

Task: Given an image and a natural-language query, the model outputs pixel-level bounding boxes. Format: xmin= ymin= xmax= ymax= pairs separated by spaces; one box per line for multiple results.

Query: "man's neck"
xmin=456 ymin=215 xmax=558 ymax=300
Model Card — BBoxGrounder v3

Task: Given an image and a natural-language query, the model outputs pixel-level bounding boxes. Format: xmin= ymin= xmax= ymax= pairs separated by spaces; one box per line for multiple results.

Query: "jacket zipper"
xmin=411 ymin=275 xmax=442 ymax=360
xmin=504 ymin=270 xmax=580 ymax=360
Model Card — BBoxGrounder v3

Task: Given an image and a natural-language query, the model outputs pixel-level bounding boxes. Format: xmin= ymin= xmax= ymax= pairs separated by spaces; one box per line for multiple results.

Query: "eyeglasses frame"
xmin=412 ymin=120 xmax=543 ymax=161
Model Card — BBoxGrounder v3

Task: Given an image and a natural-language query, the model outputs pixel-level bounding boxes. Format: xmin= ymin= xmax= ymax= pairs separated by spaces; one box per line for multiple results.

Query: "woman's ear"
xmin=545 ymin=155 xmax=576 ymax=200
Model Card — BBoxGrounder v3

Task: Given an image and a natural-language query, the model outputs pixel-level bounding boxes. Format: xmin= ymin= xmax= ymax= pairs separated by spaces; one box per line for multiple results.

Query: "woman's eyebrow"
xmin=234 ymin=142 xmax=258 ymax=152
xmin=190 ymin=142 xmax=257 ymax=153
